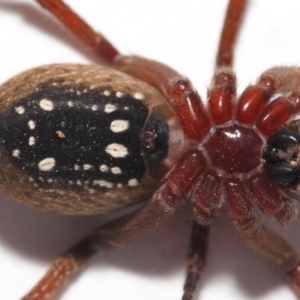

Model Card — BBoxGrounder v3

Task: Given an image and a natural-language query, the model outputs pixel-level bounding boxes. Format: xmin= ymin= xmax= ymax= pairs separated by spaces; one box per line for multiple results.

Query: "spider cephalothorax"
xmin=186 ymin=69 xmax=300 ymax=228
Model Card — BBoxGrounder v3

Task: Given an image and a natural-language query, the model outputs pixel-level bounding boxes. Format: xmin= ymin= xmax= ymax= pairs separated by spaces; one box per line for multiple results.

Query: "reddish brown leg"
xmin=253 ymin=67 xmax=300 ymax=136
xmin=216 ymin=0 xmax=247 ymax=68
xmin=22 ymin=151 xmax=204 ymax=300
xmin=190 ymin=171 xmax=222 ymax=225
xmin=226 ymin=179 xmax=300 ymax=296
xmin=261 ymin=67 xmax=300 ymax=94
xmin=236 ymin=74 xmax=279 ymax=124
xmin=182 ymin=222 xmax=209 ymax=300
xmin=208 ymin=68 xmax=236 ymax=124
xmin=36 ymin=0 xmax=120 ymax=62
xmin=237 ymin=67 xmax=300 ymax=134
xmin=251 ymin=173 xmax=298 ymax=225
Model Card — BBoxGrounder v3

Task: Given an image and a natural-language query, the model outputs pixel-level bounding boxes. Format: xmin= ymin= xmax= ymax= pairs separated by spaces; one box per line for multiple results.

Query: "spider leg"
xmin=22 ymin=151 xmax=204 ymax=300
xmin=261 ymin=67 xmax=300 ymax=94
xmin=190 ymin=171 xmax=223 ymax=225
xmin=251 ymin=173 xmax=298 ymax=224
xmin=183 ymin=169 xmax=223 ymax=299
xmin=35 ymin=0 xmax=120 ymax=62
xmin=255 ymin=67 xmax=300 ymax=136
xmin=226 ymin=178 xmax=300 ymax=295
xmin=182 ymin=221 xmax=209 ymax=300
xmin=216 ymin=0 xmax=247 ymax=68
xmin=208 ymin=69 xmax=236 ymax=124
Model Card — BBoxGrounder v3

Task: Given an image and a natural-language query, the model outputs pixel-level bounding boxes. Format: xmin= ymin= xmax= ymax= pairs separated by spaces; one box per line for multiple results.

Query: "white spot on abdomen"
xmin=74 ymin=164 xmax=80 ymax=170
xmin=15 ymin=106 xmax=25 ymax=114
xmin=111 ymin=166 xmax=122 ymax=174
xmin=93 ymin=180 xmax=113 ymax=188
xmin=133 ymin=92 xmax=144 ymax=100
xmin=29 ymin=136 xmax=36 ymax=146
xmin=105 ymin=143 xmax=128 ymax=158
xmin=110 ymin=120 xmax=129 ymax=133
xmin=83 ymin=164 xmax=93 ymax=170
xmin=100 ymin=164 xmax=109 ymax=172
xmin=38 ymin=158 xmax=56 ymax=171
xmin=128 ymin=178 xmax=138 ymax=187
xmin=104 ymin=103 xmax=117 ymax=113
xmin=12 ymin=149 xmax=20 ymax=157
xmin=40 ymin=99 xmax=54 ymax=111
xmin=28 ymin=120 xmax=36 ymax=129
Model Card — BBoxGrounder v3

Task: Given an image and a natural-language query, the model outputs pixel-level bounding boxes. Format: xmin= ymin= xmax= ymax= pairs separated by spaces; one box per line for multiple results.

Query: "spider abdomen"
xmin=0 ymin=64 xmax=186 ymax=215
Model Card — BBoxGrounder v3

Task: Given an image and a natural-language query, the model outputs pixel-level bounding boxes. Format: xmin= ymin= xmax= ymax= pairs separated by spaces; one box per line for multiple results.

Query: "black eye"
xmin=264 ymin=129 xmax=300 ymax=183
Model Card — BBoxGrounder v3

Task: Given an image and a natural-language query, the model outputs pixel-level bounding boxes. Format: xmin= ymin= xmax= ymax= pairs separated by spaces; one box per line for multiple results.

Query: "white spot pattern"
xmin=111 ymin=167 xmax=122 ymax=174
xmin=100 ymin=164 xmax=109 ymax=172
xmin=83 ymin=164 xmax=93 ymax=170
xmin=104 ymin=103 xmax=117 ymax=113
xmin=9 ymin=85 xmax=145 ymax=189
xmin=15 ymin=106 xmax=25 ymax=114
xmin=110 ymin=120 xmax=129 ymax=133
xmin=38 ymin=158 xmax=56 ymax=171
xmin=93 ymin=180 xmax=113 ymax=188
xmin=28 ymin=120 xmax=36 ymax=129
xmin=133 ymin=92 xmax=144 ymax=100
xmin=29 ymin=136 xmax=36 ymax=146
xmin=39 ymin=99 xmax=54 ymax=111
xmin=128 ymin=178 xmax=138 ymax=187
xmin=12 ymin=149 xmax=20 ymax=157
xmin=105 ymin=143 xmax=128 ymax=158
xmin=116 ymin=91 xmax=124 ymax=97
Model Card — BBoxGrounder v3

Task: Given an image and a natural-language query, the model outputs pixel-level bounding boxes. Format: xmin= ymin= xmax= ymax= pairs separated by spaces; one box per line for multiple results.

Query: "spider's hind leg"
xmin=182 ymin=221 xmax=209 ymax=300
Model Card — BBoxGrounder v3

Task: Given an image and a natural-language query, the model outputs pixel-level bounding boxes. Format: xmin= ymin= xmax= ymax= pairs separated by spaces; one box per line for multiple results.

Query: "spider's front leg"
xmin=22 ymin=150 xmax=205 ymax=300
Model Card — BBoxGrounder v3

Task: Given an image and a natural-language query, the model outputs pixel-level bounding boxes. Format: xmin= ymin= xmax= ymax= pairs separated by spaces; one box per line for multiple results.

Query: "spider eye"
xmin=263 ymin=129 xmax=300 ymax=183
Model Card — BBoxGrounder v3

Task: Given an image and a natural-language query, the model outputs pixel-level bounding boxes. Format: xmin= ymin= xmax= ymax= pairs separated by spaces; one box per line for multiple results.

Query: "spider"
xmin=1 ymin=1 xmax=295 ymax=299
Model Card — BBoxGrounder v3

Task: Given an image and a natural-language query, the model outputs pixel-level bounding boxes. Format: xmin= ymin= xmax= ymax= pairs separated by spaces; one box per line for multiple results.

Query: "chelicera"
xmin=2 ymin=0 xmax=300 ymax=299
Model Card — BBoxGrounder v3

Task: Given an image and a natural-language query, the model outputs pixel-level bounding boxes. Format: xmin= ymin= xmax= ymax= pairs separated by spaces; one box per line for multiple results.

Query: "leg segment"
xmin=251 ymin=173 xmax=298 ymax=225
xmin=216 ymin=0 xmax=247 ymax=68
xmin=208 ymin=68 xmax=236 ymax=124
xmin=256 ymin=68 xmax=300 ymax=135
xmin=237 ymin=67 xmax=300 ymax=135
xmin=257 ymin=92 xmax=300 ymax=136
xmin=22 ymin=237 xmax=97 ymax=300
xmin=190 ymin=171 xmax=222 ymax=225
xmin=36 ymin=0 xmax=120 ymax=62
xmin=182 ymin=221 xmax=209 ymax=300
xmin=236 ymin=74 xmax=279 ymax=124
xmin=22 ymin=151 xmax=204 ymax=300
xmin=226 ymin=178 xmax=300 ymax=295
